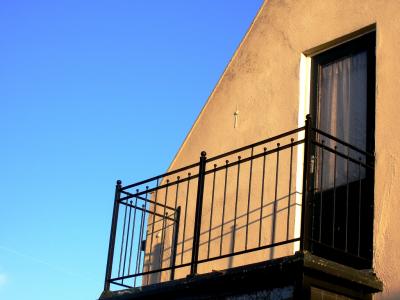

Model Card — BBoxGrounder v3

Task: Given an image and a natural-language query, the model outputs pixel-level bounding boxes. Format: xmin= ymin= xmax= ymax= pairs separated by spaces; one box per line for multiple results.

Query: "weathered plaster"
xmin=160 ymin=1 xmax=400 ymax=298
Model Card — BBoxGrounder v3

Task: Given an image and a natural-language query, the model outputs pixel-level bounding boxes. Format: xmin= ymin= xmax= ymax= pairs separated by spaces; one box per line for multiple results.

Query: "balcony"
xmin=100 ymin=116 xmax=381 ymax=299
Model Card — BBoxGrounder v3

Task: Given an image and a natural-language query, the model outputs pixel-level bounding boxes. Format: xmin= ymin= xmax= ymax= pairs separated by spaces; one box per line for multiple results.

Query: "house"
xmin=100 ymin=1 xmax=400 ymax=299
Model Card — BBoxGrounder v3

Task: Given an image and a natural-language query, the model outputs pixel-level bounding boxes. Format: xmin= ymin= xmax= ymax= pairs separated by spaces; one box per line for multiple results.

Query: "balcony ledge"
xmin=99 ymin=251 xmax=382 ymax=300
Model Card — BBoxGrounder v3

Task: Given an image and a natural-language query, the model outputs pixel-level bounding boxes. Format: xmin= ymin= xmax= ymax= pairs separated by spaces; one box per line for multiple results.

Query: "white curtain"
xmin=316 ymin=51 xmax=367 ymax=189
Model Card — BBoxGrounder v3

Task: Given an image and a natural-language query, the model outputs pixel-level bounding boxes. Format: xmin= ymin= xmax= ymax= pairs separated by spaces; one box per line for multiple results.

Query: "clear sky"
xmin=0 ymin=1 xmax=263 ymax=299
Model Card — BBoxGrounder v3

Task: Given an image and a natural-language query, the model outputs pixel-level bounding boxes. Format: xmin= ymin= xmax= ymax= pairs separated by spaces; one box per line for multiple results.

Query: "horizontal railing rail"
xmin=103 ymin=116 xmax=375 ymax=292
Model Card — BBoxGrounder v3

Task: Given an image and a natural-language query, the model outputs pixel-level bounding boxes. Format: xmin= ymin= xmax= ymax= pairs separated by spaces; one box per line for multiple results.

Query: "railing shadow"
xmin=144 ymin=191 xmax=300 ymax=278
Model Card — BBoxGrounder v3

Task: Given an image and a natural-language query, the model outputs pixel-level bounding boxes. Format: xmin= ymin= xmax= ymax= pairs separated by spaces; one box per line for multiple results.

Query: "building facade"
xmin=101 ymin=1 xmax=400 ymax=299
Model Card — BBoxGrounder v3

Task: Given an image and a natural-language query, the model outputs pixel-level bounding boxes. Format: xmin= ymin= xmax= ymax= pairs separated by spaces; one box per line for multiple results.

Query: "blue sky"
xmin=0 ymin=1 xmax=263 ymax=299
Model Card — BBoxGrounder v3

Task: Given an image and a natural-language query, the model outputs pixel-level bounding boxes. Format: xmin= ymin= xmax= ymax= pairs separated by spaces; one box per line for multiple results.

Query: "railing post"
xmin=170 ymin=206 xmax=181 ymax=280
xmin=104 ymin=180 xmax=122 ymax=292
xmin=190 ymin=151 xmax=207 ymax=276
xmin=300 ymin=115 xmax=312 ymax=252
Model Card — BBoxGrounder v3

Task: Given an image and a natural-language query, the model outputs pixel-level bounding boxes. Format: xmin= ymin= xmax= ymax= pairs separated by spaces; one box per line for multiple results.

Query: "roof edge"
xmin=166 ymin=1 xmax=268 ymax=171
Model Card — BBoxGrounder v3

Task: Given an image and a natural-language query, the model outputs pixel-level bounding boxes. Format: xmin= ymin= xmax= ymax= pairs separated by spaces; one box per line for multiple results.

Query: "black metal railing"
xmin=103 ymin=116 xmax=375 ymax=291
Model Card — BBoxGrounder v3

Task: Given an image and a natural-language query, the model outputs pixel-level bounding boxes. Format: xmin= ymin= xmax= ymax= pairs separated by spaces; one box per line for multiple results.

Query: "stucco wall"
xmin=160 ymin=1 xmax=400 ymax=298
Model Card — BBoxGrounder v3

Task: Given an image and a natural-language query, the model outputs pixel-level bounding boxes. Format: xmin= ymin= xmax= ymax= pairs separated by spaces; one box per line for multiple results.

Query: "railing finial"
xmin=201 ymin=151 xmax=207 ymax=157
xmin=305 ymin=114 xmax=313 ymax=128
xmin=116 ymin=179 xmax=122 ymax=186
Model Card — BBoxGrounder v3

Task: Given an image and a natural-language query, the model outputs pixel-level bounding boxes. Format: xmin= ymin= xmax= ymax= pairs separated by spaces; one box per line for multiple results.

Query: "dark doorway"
xmin=309 ymin=31 xmax=375 ymax=269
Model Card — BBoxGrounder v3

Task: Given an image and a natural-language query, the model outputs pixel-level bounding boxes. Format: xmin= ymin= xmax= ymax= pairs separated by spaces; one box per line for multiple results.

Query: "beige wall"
xmin=149 ymin=1 xmax=400 ymax=298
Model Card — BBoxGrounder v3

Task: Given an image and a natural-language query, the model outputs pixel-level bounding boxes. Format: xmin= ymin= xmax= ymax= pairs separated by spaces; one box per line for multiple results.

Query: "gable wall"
xmin=166 ymin=1 xmax=400 ymax=298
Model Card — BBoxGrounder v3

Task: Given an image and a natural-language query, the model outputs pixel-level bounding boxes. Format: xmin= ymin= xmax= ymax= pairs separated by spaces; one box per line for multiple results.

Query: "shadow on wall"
xmin=144 ymin=194 xmax=299 ymax=284
xmin=228 ymin=225 xmax=236 ymax=268
xmin=147 ymin=243 xmax=162 ymax=284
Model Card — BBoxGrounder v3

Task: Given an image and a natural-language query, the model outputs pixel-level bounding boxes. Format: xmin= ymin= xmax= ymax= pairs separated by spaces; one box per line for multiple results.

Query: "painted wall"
xmin=146 ymin=1 xmax=400 ymax=298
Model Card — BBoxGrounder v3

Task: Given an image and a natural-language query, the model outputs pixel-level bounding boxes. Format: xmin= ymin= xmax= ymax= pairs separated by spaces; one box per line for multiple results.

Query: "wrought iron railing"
xmin=103 ymin=116 xmax=375 ymax=291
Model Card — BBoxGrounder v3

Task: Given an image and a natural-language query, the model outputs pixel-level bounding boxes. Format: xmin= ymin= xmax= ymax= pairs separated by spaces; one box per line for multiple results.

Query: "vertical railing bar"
xmin=158 ymin=212 xmax=168 ymax=282
xmin=232 ymin=156 xmax=241 ymax=252
xmin=147 ymin=179 xmax=159 ymax=278
xmin=345 ymin=148 xmax=350 ymax=253
xmin=138 ymin=202 xmax=147 ymax=285
xmin=332 ymin=146 xmax=337 ymax=247
xmin=134 ymin=204 xmax=146 ymax=287
xmin=104 ymin=180 xmax=122 ymax=292
xmin=358 ymin=157 xmax=362 ymax=256
xmin=311 ymin=145 xmax=316 ymax=244
xmin=170 ymin=206 xmax=181 ymax=281
xmin=271 ymin=143 xmax=280 ymax=251
xmin=190 ymin=151 xmax=207 ymax=276
xmin=127 ymin=195 xmax=138 ymax=277
xmin=181 ymin=173 xmax=191 ymax=265
xmin=118 ymin=195 xmax=129 ymax=278
xmin=169 ymin=177 xmax=180 ymax=277
xmin=220 ymin=160 xmax=229 ymax=256
xmin=286 ymin=139 xmax=294 ymax=240
xmin=207 ymin=164 xmax=217 ymax=259
xmin=319 ymin=140 xmax=325 ymax=243
xmin=300 ymin=115 xmax=312 ymax=252
xmin=258 ymin=148 xmax=267 ymax=248
xmin=121 ymin=199 xmax=133 ymax=283
xmin=159 ymin=181 xmax=169 ymax=275
xmin=245 ymin=148 xmax=254 ymax=250
xmin=140 ymin=188 xmax=149 ymax=279
xmin=174 ymin=177 xmax=180 ymax=263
